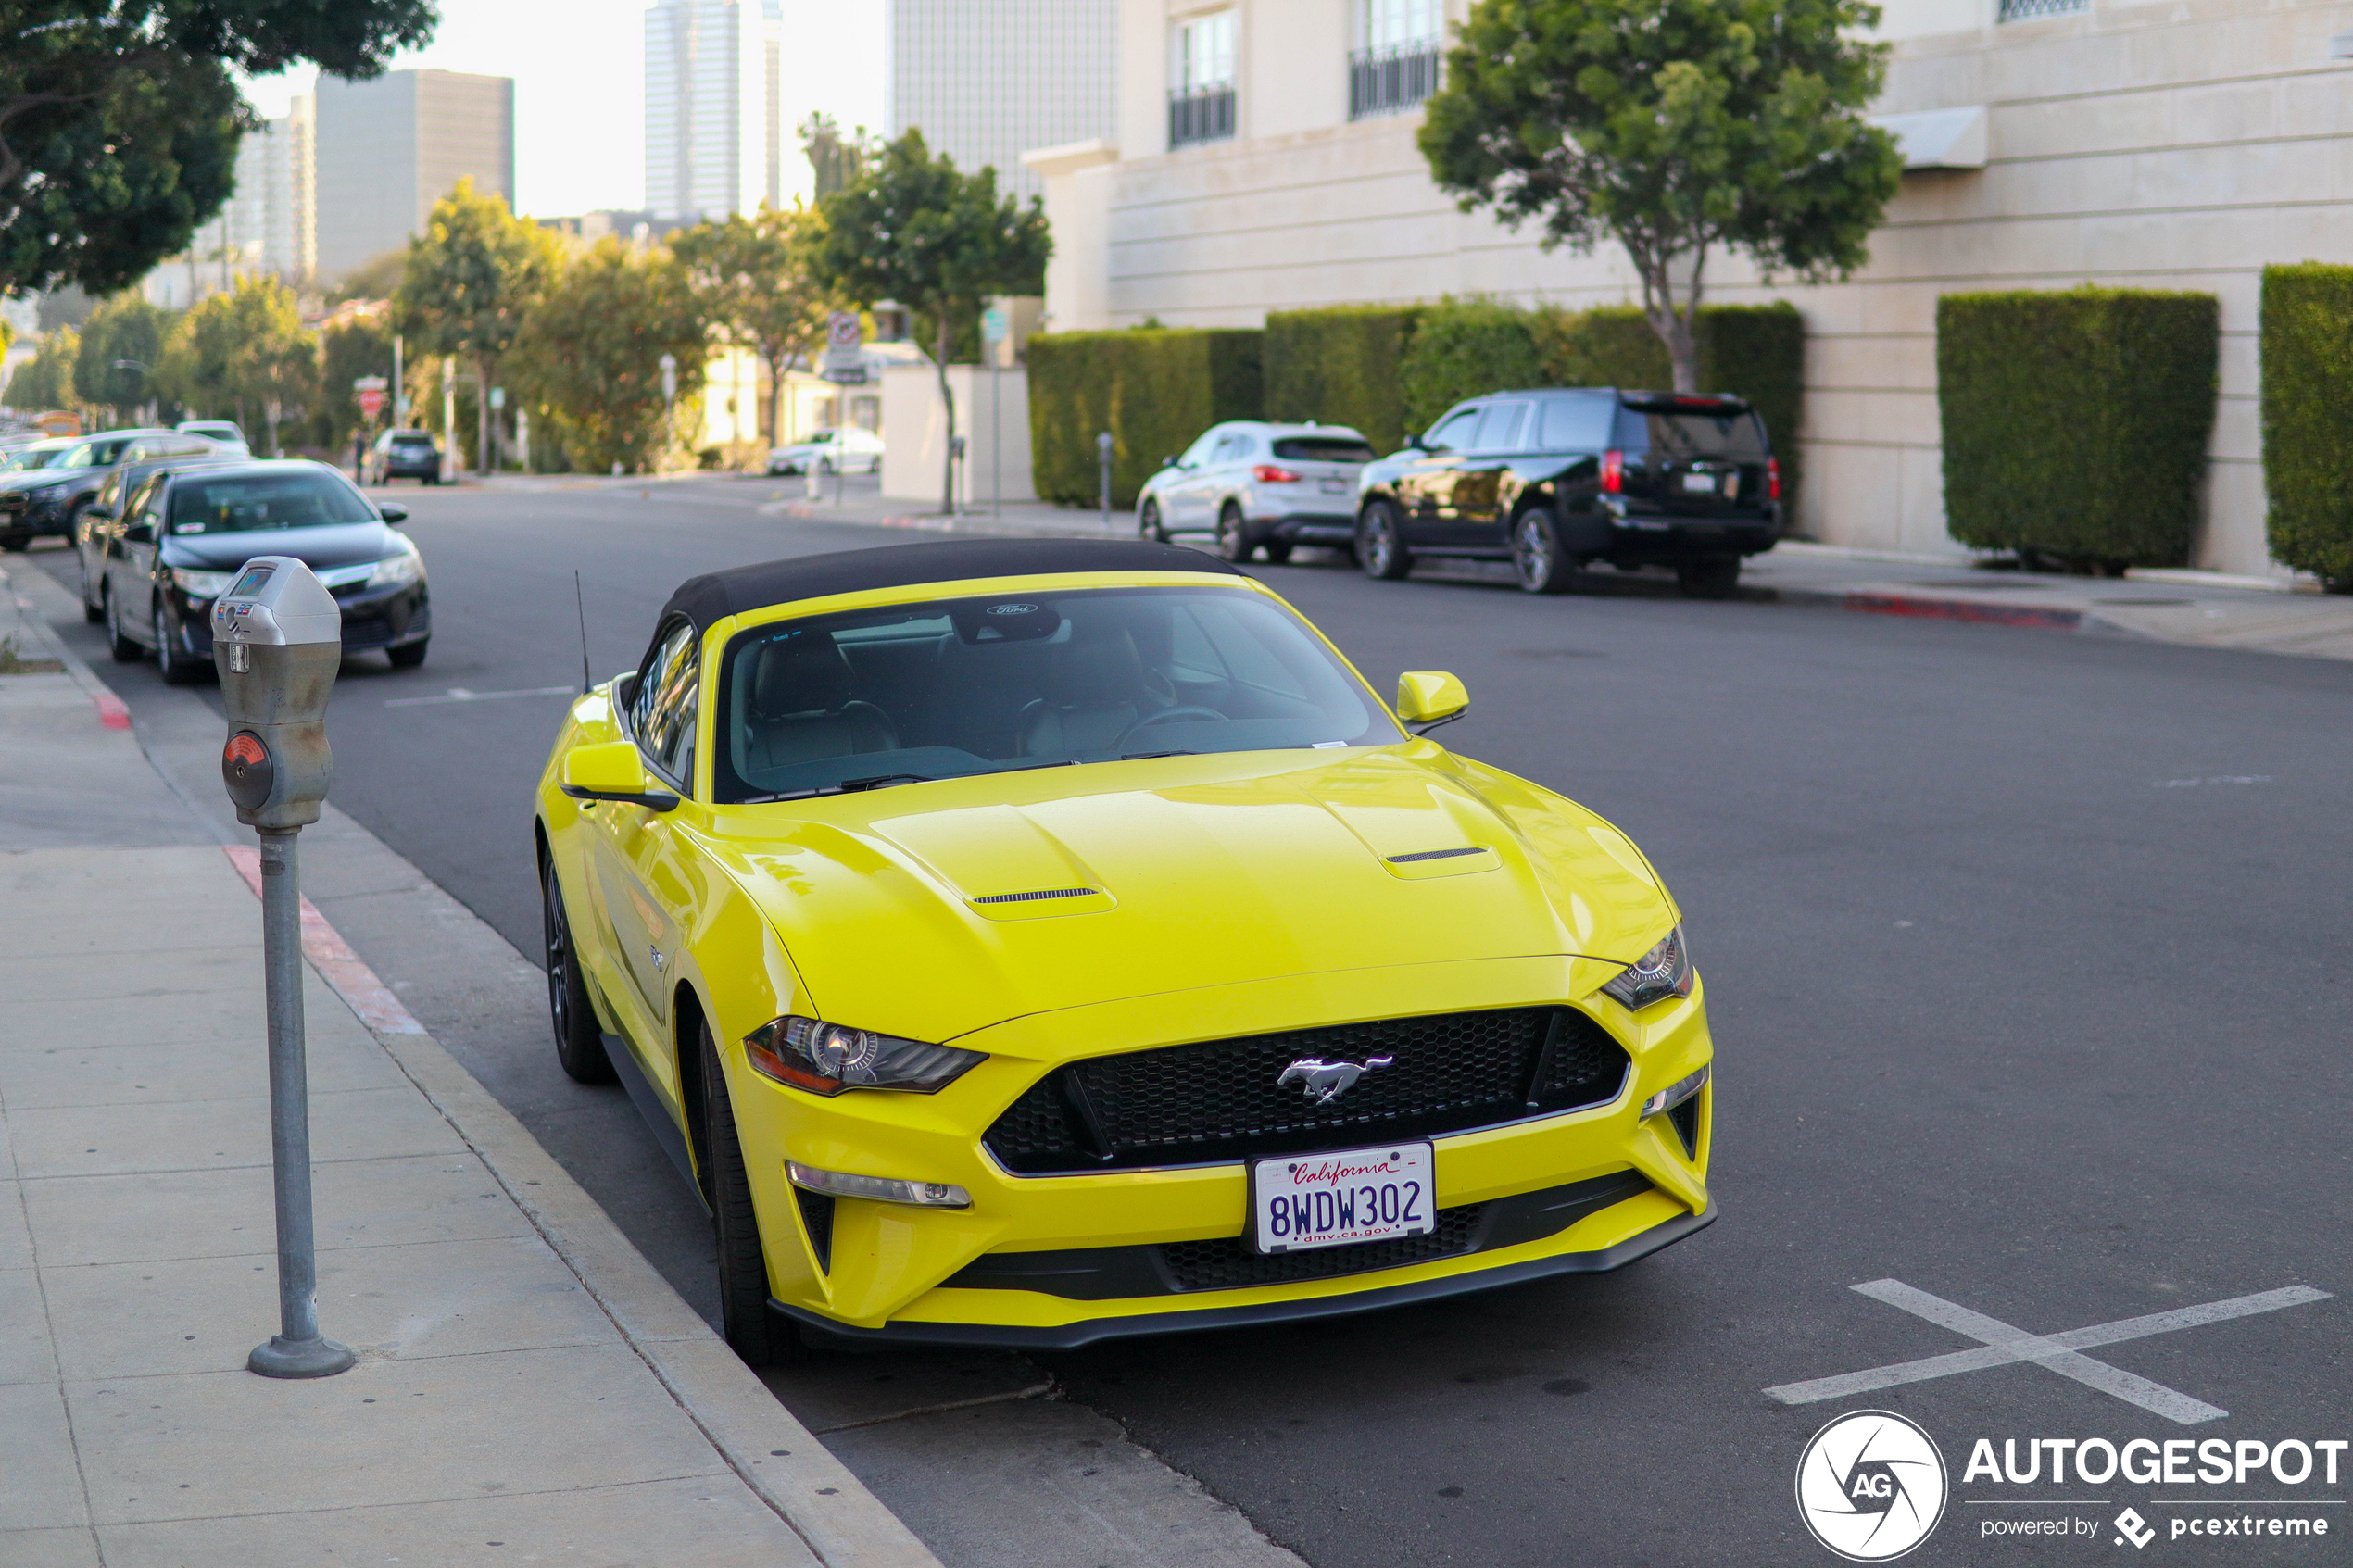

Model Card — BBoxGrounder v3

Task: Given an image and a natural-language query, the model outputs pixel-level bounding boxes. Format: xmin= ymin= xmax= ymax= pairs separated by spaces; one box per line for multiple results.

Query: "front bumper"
xmin=0 ymin=492 xmax=75 ymax=540
xmin=736 ymin=955 xmax=1715 ymax=1345
xmin=171 ymin=578 xmax=432 ymax=655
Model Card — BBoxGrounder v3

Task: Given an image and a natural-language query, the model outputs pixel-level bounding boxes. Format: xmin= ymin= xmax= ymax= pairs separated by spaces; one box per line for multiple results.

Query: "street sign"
xmin=354 ymin=375 xmax=387 ymax=420
xmin=981 ymin=306 xmax=1009 ymax=345
xmin=824 ymin=310 xmax=866 ymax=384
xmin=489 ymin=386 xmax=506 ymax=411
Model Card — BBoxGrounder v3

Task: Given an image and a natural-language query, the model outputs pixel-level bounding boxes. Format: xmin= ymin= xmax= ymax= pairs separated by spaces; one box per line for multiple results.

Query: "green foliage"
xmin=672 ymin=206 xmax=834 ymax=445
xmin=2259 ymin=265 xmax=2353 ymax=588
xmin=8 ymin=328 xmax=79 ymax=411
xmin=396 ymin=178 xmax=556 ymax=468
xmin=156 ymin=276 xmax=315 ymax=452
xmin=0 ymin=1 xmax=434 ymax=296
xmin=1418 ymin=0 xmax=1899 ymax=390
xmin=311 ymin=313 xmax=396 ymax=452
xmin=510 ymin=238 xmax=706 ymax=476
xmin=74 ymin=295 xmax=170 ymax=417
xmin=1026 ymin=329 xmax=1263 ymax=508
xmin=1264 ymin=306 xmax=1425 ymax=455
xmin=1937 ymin=287 xmax=2217 ymax=569
xmin=1398 ymin=296 xmax=1545 ymax=433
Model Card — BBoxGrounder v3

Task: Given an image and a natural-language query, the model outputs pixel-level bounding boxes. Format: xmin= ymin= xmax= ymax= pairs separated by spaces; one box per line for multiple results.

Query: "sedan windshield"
xmin=3 ymin=445 xmax=70 ymax=472
xmin=714 ymin=585 xmax=1402 ymax=803
xmin=168 ymin=471 xmax=377 ymax=533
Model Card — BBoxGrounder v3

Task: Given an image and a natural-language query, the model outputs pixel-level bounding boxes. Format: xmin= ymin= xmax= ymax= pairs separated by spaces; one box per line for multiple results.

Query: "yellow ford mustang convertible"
xmin=535 ymin=538 xmax=1714 ymax=1362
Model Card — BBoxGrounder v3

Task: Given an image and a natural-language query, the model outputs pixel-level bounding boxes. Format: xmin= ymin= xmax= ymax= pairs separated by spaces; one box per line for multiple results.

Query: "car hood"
xmin=707 ymin=746 xmax=1676 ymax=1045
xmin=0 ymin=464 xmax=95 ymax=494
xmin=160 ymin=521 xmax=397 ymax=571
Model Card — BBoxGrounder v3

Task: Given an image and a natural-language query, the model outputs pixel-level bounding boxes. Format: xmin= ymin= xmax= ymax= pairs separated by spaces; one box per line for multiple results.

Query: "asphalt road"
xmin=38 ymin=477 xmax=2353 ymax=1567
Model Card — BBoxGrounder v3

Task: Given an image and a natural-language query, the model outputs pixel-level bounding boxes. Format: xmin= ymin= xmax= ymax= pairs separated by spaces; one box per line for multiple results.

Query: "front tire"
xmin=1138 ymin=498 xmax=1167 ymax=543
xmin=542 ymin=853 xmax=615 ymax=1085
xmin=1677 ymin=556 xmax=1742 ymax=599
xmin=1512 ymin=508 xmax=1579 ymax=595
xmin=1356 ymin=500 xmax=1412 ymax=580
xmin=698 ymin=1021 xmax=804 ymax=1366
xmin=79 ymin=551 xmax=103 ymax=621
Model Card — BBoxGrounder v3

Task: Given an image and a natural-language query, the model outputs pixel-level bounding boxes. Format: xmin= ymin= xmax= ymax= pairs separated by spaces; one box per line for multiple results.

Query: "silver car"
xmin=1136 ymin=421 xmax=1378 ymax=563
xmin=767 ymin=426 xmax=884 ymax=476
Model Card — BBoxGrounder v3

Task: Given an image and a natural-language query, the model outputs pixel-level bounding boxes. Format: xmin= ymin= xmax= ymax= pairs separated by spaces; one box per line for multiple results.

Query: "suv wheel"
xmin=1356 ymin=500 xmax=1412 ymax=580
xmin=1512 ymin=508 xmax=1579 ymax=595
xmin=1676 ymin=556 xmax=1742 ymax=599
xmin=1139 ymin=498 xmax=1167 ymax=543
xmin=1215 ymin=504 xmax=1256 ymax=563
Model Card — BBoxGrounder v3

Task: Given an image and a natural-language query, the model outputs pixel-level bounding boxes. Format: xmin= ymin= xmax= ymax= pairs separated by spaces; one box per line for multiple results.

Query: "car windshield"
xmin=711 ymin=584 xmax=1402 ymax=803
xmin=3 ymin=445 xmax=69 ymax=471
xmin=167 ymin=471 xmax=377 ymax=533
xmin=1271 ymin=435 xmax=1376 ymax=462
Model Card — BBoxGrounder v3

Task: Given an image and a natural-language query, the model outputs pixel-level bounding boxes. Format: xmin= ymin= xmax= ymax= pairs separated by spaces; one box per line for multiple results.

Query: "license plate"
xmin=1680 ymin=470 xmax=1718 ymax=494
xmin=1250 ymin=1142 xmax=1434 ymax=1254
xmin=1319 ymin=478 xmax=1349 ymax=494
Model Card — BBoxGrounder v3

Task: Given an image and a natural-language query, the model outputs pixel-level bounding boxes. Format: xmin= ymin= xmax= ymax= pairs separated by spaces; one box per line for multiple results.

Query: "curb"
xmin=215 ymin=841 xmax=946 ymax=1568
xmin=1 ymin=561 xmax=132 ymax=728
xmin=1772 ymin=581 xmax=2134 ymax=637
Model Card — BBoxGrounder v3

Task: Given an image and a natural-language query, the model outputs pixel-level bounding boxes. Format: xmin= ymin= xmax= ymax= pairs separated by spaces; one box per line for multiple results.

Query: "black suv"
xmin=1353 ymin=388 xmax=1781 ymax=596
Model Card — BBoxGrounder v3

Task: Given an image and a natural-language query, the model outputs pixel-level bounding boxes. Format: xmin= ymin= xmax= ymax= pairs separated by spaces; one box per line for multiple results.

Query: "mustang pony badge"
xmin=1277 ymin=1055 xmax=1395 ymax=1105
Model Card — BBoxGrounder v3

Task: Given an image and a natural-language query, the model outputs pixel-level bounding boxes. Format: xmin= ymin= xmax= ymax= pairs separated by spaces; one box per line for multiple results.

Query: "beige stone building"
xmin=1028 ymin=0 xmax=2353 ymax=577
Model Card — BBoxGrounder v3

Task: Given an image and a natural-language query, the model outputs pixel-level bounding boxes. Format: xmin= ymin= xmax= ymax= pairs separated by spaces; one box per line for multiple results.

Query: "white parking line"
xmin=1764 ymin=1281 xmax=2330 ymax=1424
xmin=384 ymin=684 xmax=576 ymax=707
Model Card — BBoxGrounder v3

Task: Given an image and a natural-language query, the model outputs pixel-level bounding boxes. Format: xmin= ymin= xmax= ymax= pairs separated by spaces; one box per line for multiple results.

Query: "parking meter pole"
xmin=1098 ymin=432 xmax=1114 ymax=527
xmin=212 ymin=558 xmax=354 ymax=1380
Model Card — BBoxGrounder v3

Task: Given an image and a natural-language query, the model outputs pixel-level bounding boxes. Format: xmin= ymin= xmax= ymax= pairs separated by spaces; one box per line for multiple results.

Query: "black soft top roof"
xmin=659 ymin=537 xmax=1246 ymax=635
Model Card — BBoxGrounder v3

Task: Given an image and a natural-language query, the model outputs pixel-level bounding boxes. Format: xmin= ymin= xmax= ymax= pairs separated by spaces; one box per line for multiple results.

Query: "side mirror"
xmin=1395 ymin=671 xmax=1469 ymax=734
xmin=122 ymin=521 xmax=154 ymax=544
xmin=560 ymin=740 xmax=680 ymax=811
xmin=1162 ymin=456 xmax=1179 ymax=471
xmin=378 ymin=502 xmax=409 ymax=524
xmin=1405 ymin=433 xmax=1429 ymax=452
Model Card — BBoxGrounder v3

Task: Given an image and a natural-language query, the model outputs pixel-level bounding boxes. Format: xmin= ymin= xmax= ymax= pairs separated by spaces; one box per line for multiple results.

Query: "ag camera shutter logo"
xmin=1795 ymin=1410 xmax=1949 ymax=1561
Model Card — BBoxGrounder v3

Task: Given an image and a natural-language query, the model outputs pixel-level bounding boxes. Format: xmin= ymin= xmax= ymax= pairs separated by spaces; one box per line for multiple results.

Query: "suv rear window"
xmin=1618 ymin=404 xmax=1767 ymax=458
xmin=1270 ymin=435 xmax=1376 ymax=463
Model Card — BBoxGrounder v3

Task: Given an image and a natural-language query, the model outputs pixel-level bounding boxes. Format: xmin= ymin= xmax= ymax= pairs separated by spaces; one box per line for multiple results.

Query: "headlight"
xmin=1601 ymin=924 xmax=1693 ymax=1011
xmin=365 ymin=542 xmax=424 ymax=589
xmin=743 ymin=1015 xmax=984 ymax=1095
xmin=787 ymin=1161 xmax=971 ymax=1209
xmin=170 ymin=568 xmax=239 ymax=599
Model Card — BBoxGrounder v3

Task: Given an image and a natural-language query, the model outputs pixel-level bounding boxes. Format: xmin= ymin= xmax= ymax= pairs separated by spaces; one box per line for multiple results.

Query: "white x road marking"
xmin=1764 ymin=1280 xmax=2332 ymax=1425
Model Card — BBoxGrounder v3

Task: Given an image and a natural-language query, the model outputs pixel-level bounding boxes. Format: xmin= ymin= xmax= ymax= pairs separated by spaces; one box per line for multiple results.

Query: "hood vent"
xmin=1386 ymin=847 xmax=1485 ymax=864
xmin=974 ymin=886 xmax=1099 ymax=905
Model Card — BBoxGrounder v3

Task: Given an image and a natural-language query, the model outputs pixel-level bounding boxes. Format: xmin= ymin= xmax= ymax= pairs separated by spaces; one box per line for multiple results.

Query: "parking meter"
xmin=210 ymin=556 xmax=355 ymax=1379
xmin=212 ymin=557 xmax=340 ymax=830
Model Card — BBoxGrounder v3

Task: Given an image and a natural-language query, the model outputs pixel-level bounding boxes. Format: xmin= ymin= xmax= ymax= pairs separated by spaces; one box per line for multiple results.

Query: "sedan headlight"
xmin=365 ymin=541 xmax=424 ymax=589
xmin=170 ymin=567 xmax=240 ymax=599
xmin=1601 ymin=924 xmax=1693 ymax=1011
xmin=744 ymin=1015 xmax=984 ymax=1095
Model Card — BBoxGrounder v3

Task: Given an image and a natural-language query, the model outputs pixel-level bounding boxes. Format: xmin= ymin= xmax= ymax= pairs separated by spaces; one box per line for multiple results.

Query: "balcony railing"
xmin=1350 ymin=42 xmax=1441 ymax=119
xmin=1996 ymin=0 xmax=2083 ymax=19
xmin=1168 ymin=84 xmax=1237 ymax=149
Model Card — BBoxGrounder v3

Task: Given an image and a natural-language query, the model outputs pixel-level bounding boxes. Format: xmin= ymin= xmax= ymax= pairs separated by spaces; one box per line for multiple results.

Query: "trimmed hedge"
xmin=2260 ymin=264 xmax=2353 ymax=588
xmin=1026 ymin=328 xmax=1263 ymax=507
xmin=1938 ymin=287 xmax=2217 ymax=569
xmin=1263 ymin=305 xmax=1424 ymax=456
xmin=1399 ymin=296 xmax=1546 ymax=433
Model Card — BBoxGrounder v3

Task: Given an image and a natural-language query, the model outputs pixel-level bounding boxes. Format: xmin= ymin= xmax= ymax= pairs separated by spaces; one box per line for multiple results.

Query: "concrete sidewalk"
xmin=0 ymin=577 xmax=939 ymax=1564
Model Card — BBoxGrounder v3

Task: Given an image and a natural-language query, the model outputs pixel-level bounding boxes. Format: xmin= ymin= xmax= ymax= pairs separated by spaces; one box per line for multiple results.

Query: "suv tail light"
xmin=1767 ymin=457 xmax=1781 ymax=501
xmin=1601 ymin=449 xmax=1624 ymax=495
xmin=1252 ymin=464 xmax=1301 ymax=483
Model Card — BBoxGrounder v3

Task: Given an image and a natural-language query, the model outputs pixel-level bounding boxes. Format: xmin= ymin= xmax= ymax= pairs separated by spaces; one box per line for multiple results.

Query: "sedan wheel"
xmin=1512 ymin=509 xmax=1578 ymax=595
xmin=153 ymin=602 xmax=200 ymax=684
xmin=104 ymin=589 xmax=142 ymax=662
xmin=542 ymin=853 xmax=615 ymax=1084
xmin=79 ymin=550 xmax=103 ymax=622
xmin=1356 ymin=501 xmax=1413 ymax=581
xmin=1139 ymin=499 xmax=1167 ymax=544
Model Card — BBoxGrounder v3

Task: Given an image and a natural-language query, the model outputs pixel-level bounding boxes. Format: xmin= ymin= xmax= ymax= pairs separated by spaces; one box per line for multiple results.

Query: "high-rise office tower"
xmin=645 ymin=0 xmax=784 ymax=222
xmin=887 ymin=0 xmax=1117 ymax=202
xmin=313 ymin=69 xmax=516 ymax=282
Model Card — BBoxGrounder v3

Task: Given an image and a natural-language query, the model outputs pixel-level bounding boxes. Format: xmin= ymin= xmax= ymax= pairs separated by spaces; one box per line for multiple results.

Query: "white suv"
xmin=1136 ymin=421 xmax=1378 ymax=563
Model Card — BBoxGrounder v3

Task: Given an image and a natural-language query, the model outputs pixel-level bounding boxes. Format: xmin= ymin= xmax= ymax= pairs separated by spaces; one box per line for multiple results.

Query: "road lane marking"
xmin=384 ymin=684 xmax=576 ymax=707
xmin=1764 ymin=1281 xmax=2330 ymax=1424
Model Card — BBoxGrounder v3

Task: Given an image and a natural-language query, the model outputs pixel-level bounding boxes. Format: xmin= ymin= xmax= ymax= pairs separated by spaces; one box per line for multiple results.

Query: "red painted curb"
xmin=1843 ymin=592 xmax=2084 ymax=631
xmin=221 ymin=845 xmax=428 ymax=1035
xmin=94 ymin=691 xmax=132 ymax=730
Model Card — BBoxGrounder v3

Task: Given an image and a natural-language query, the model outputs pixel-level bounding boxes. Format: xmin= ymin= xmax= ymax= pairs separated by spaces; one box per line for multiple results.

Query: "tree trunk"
xmin=934 ymin=314 xmax=957 ymax=516
xmin=763 ymin=348 xmax=786 ymax=448
xmin=264 ymin=398 xmax=280 ymax=459
xmin=476 ymin=355 xmax=494 ymax=474
xmin=1630 ymin=240 xmax=1707 ymax=394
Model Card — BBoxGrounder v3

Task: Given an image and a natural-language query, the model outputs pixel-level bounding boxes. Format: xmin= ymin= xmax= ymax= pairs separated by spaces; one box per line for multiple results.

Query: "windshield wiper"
xmin=737 ymin=772 xmax=934 ymax=804
xmin=1119 ymin=749 xmax=1196 ymax=760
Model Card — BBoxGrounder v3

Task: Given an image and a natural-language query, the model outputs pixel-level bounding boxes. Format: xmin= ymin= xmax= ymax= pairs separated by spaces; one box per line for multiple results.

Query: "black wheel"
xmin=697 ymin=1021 xmax=806 ymax=1366
xmin=153 ymin=602 xmax=201 ymax=684
xmin=79 ymin=552 xmax=103 ymax=622
xmin=542 ymin=853 xmax=615 ymax=1085
xmin=1139 ymin=498 xmax=1167 ymax=543
xmin=386 ymin=638 xmax=429 ymax=669
xmin=1 ymin=536 xmax=27 ymax=553
xmin=1676 ymin=556 xmax=1742 ymax=599
xmin=1512 ymin=508 xmax=1578 ymax=595
xmin=1214 ymin=504 xmax=1256 ymax=563
xmin=1356 ymin=500 xmax=1412 ymax=580
xmin=104 ymin=588 xmax=142 ymax=662
xmin=1261 ymin=540 xmax=1293 ymax=565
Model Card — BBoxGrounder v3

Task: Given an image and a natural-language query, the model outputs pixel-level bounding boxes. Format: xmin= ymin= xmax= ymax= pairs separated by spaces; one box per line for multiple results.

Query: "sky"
xmin=241 ymin=0 xmax=890 ymax=219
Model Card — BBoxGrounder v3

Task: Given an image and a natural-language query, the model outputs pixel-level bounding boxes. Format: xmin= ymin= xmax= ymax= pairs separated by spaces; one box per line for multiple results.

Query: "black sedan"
xmin=93 ymin=459 xmax=430 ymax=684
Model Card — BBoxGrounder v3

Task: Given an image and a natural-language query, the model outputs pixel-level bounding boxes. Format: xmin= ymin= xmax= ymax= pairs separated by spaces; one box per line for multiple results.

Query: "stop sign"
xmin=359 ymin=387 xmax=384 ymax=419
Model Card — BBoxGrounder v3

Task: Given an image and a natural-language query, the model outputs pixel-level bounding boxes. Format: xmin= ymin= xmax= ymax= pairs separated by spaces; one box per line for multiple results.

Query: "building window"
xmin=1996 ymin=0 xmax=2085 ymax=18
xmin=1351 ymin=0 xmax=1444 ymax=119
xmin=1169 ymin=9 xmax=1238 ymax=149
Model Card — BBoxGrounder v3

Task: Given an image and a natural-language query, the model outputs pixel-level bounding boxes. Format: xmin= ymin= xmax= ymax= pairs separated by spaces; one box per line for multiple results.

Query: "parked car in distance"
xmin=366 ymin=428 xmax=445 ymax=485
xmin=177 ymin=420 xmax=251 ymax=458
xmin=90 ymin=458 xmax=428 ymax=684
xmin=767 ymin=426 xmax=884 ymax=476
xmin=1137 ymin=421 xmax=1378 ymax=563
xmin=0 ymin=429 xmax=216 ymax=551
xmin=1354 ymin=389 xmax=1781 ymax=597
xmin=74 ymin=449 xmax=245 ymax=621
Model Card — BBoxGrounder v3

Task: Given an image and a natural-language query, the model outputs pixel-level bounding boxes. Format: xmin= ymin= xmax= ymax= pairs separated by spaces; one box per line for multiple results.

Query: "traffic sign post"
xmin=354 ymin=377 xmax=388 ymax=482
xmin=982 ymin=307 xmax=1009 ymax=518
xmin=822 ymin=312 xmax=865 ymax=384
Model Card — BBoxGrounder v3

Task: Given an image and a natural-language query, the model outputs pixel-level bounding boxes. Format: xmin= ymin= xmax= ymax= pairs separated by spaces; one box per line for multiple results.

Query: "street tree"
xmin=6 ymin=326 xmax=77 ymax=411
xmin=156 ymin=275 xmax=313 ymax=451
xmin=395 ymin=178 xmax=556 ymax=471
xmin=672 ymin=206 xmax=834 ymax=451
xmin=510 ymin=237 xmax=705 ymax=476
xmin=812 ymin=131 xmax=1050 ymax=513
xmin=0 ymin=1 xmax=435 ymax=297
xmin=74 ymin=294 xmax=170 ymax=422
xmin=1418 ymin=0 xmax=1903 ymax=392
xmin=314 ymin=311 xmax=395 ymax=453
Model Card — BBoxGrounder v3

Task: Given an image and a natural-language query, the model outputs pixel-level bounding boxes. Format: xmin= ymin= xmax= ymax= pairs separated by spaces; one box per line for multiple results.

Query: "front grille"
xmin=984 ymin=1007 xmax=1629 ymax=1175
xmin=1161 ymin=1202 xmax=1486 ymax=1290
